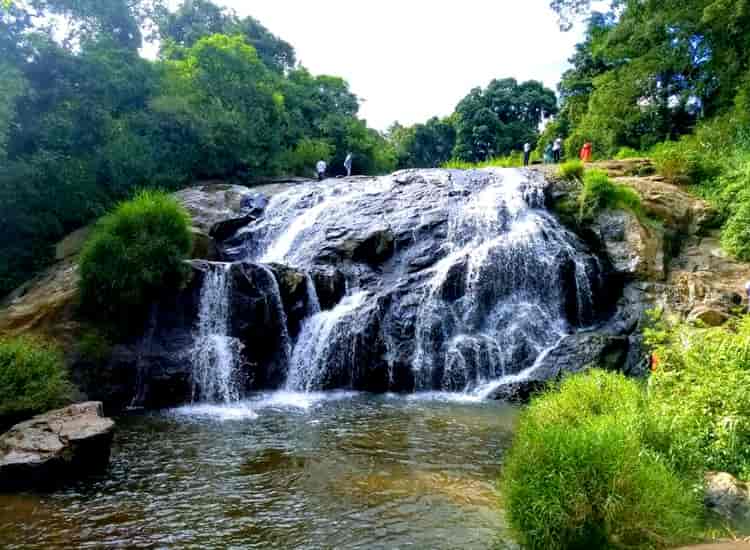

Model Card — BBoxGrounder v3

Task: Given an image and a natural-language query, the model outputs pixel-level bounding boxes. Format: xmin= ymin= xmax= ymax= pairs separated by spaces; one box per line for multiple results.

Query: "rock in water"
xmin=0 ymin=402 xmax=115 ymax=490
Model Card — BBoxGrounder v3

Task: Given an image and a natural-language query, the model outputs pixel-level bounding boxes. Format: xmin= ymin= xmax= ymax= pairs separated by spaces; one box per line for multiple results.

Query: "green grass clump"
xmin=502 ymin=370 xmax=702 ymax=550
xmin=577 ymin=169 xmax=644 ymax=223
xmin=721 ymin=201 xmax=750 ymax=262
xmin=646 ymin=316 xmax=750 ymax=478
xmin=557 ymin=159 xmax=584 ymax=181
xmin=79 ymin=190 xmax=193 ymax=327
xmin=0 ymin=336 xmax=73 ymax=419
xmin=443 ymin=152 xmax=523 ymax=169
xmin=615 ymin=147 xmax=643 ymax=160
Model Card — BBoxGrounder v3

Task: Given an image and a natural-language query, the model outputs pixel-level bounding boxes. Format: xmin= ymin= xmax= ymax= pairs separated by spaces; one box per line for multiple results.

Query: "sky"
xmin=179 ymin=1 xmax=590 ymax=131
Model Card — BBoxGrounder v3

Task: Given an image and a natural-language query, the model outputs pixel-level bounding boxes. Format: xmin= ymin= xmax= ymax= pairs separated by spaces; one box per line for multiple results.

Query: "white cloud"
xmin=184 ymin=1 xmax=590 ymax=130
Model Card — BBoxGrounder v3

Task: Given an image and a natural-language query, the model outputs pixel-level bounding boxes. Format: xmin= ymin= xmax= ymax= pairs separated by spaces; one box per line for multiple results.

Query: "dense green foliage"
xmin=0 ymin=0 xmax=395 ymax=297
xmin=502 ymin=370 xmax=702 ymax=550
xmin=646 ymin=315 xmax=750 ymax=479
xmin=0 ymin=336 xmax=73 ymax=418
xmin=78 ymin=190 xmax=193 ymax=325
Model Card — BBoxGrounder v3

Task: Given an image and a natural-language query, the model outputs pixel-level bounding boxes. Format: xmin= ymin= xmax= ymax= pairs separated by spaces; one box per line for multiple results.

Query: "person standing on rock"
xmin=553 ymin=137 xmax=563 ymax=163
xmin=746 ymin=281 xmax=750 ymax=307
xmin=523 ymin=143 xmax=532 ymax=167
xmin=316 ymin=159 xmax=327 ymax=181
xmin=544 ymin=142 xmax=554 ymax=164
xmin=579 ymin=142 xmax=593 ymax=163
xmin=344 ymin=153 xmax=353 ymax=177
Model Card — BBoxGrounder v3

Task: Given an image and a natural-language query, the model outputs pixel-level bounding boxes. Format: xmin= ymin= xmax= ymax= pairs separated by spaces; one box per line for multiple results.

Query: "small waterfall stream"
xmin=190 ymin=263 xmax=243 ymax=403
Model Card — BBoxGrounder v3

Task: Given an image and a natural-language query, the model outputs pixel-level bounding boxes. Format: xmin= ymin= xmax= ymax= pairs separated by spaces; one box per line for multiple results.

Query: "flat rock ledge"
xmin=0 ymin=402 xmax=115 ymax=490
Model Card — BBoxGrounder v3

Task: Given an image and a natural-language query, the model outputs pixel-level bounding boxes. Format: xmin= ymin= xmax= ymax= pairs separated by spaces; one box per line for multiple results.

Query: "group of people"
xmin=522 ymin=138 xmax=593 ymax=167
xmin=315 ymin=152 xmax=354 ymax=180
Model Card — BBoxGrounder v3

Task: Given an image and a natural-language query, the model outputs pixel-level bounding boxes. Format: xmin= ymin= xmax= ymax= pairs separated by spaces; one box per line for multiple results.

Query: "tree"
xmin=453 ymin=78 xmax=557 ymax=162
xmin=156 ymin=0 xmax=295 ymax=72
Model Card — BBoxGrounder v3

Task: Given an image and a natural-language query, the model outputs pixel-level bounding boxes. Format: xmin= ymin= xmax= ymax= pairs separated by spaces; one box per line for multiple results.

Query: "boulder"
xmin=689 ymin=306 xmax=731 ymax=327
xmin=0 ymin=402 xmax=114 ymax=490
xmin=704 ymin=472 xmax=750 ymax=521
xmin=592 ymin=209 xmax=666 ymax=280
xmin=173 ymin=183 xmax=257 ymax=236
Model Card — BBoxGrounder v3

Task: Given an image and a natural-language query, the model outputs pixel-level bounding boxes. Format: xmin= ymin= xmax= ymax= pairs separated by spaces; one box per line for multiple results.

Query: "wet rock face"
xmin=0 ymin=402 xmax=114 ymax=490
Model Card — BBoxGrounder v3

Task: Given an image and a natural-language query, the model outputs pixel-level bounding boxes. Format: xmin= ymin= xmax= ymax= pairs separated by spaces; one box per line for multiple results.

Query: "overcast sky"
xmin=184 ymin=1 xmax=590 ymax=131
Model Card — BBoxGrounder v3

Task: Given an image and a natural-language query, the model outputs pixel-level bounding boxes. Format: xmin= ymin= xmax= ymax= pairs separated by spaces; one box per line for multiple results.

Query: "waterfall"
xmin=191 ymin=263 xmax=243 ymax=403
xmin=256 ymin=264 xmax=293 ymax=363
xmin=286 ymin=291 xmax=369 ymax=391
xmin=222 ymin=168 xmax=607 ymax=395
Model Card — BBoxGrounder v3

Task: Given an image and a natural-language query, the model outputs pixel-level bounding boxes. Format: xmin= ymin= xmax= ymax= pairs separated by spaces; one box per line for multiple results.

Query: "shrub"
xmin=721 ymin=200 xmax=750 ymax=261
xmin=615 ymin=147 xmax=642 ymax=160
xmin=646 ymin=316 xmax=750 ymax=478
xmin=502 ymin=370 xmax=703 ymax=550
xmin=0 ymin=336 xmax=73 ymax=419
xmin=443 ymin=153 xmax=523 ymax=170
xmin=79 ymin=190 xmax=193 ymax=326
xmin=557 ymin=159 xmax=584 ymax=181
xmin=577 ymin=169 xmax=644 ymax=223
xmin=651 ymin=139 xmax=722 ymax=185
xmin=280 ymin=138 xmax=333 ymax=177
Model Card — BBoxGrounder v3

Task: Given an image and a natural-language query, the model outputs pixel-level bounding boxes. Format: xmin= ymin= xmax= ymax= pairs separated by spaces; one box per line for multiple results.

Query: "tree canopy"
xmin=0 ymin=0 xmax=395 ymax=296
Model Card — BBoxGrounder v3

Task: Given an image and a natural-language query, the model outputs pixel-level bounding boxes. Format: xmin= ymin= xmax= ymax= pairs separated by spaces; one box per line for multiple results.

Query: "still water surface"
xmin=0 ymin=392 xmax=517 ymax=549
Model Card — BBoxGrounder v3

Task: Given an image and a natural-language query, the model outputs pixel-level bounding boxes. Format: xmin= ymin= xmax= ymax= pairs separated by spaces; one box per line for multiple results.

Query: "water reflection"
xmin=0 ymin=393 xmax=517 ymax=549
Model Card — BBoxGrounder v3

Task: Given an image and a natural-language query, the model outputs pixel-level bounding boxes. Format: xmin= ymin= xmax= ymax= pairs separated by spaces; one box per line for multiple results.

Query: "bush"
xmin=502 ymin=370 xmax=703 ymax=550
xmin=557 ymin=159 xmax=584 ymax=181
xmin=79 ymin=190 xmax=193 ymax=326
xmin=721 ymin=201 xmax=750 ymax=261
xmin=577 ymin=169 xmax=644 ymax=223
xmin=0 ymin=336 xmax=73 ymax=419
xmin=443 ymin=153 xmax=523 ymax=169
xmin=280 ymin=138 xmax=333 ymax=177
xmin=651 ymin=139 xmax=722 ymax=185
xmin=646 ymin=316 xmax=750 ymax=478
xmin=615 ymin=147 xmax=642 ymax=159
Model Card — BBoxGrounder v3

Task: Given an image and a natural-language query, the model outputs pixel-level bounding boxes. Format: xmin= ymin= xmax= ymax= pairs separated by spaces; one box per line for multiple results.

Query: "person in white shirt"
xmin=523 ymin=143 xmax=532 ymax=166
xmin=344 ymin=153 xmax=353 ymax=177
xmin=552 ymin=137 xmax=562 ymax=163
xmin=316 ymin=160 xmax=327 ymax=180
xmin=745 ymin=280 xmax=750 ymax=304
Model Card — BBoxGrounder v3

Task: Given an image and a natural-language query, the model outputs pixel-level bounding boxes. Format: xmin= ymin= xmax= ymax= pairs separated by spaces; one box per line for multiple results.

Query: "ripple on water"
xmin=0 ymin=394 xmax=518 ymax=549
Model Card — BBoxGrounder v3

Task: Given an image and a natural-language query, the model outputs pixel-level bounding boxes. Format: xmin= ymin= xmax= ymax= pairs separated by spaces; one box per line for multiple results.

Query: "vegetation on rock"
xmin=78 ymin=190 xmax=193 ymax=326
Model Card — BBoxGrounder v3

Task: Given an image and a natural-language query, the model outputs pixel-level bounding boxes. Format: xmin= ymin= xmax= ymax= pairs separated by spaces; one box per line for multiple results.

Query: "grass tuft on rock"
xmin=557 ymin=159 xmax=585 ymax=181
xmin=577 ymin=169 xmax=644 ymax=223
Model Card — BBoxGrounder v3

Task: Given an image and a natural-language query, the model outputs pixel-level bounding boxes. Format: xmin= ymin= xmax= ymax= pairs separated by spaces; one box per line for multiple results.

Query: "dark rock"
xmin=351 ymin=228 xmax=396 ymax=266
xmin=210 ymin=214 xmax=257 ymax=242
xmin=0 ymin=402 xmax=114 ymax=490
xmin=486 ymin=332 xmax=630 ymax=402
xmin=705 ymin=472 xmax=750 ymax=521
xmin=310 ymin=267 xmax=346 ymax=310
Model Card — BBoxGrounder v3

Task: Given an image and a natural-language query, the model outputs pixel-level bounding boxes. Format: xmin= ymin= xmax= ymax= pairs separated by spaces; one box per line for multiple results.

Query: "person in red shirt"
xmin=579 ymin=142 xmax=593 ymax=163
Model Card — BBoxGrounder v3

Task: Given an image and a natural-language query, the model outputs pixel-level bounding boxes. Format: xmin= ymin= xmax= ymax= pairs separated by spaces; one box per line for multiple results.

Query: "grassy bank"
xmin=501 ymin=315 xmax=750 ymax=548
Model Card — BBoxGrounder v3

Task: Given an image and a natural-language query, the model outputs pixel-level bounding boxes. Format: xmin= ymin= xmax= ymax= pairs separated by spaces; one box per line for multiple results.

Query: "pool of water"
xmin=0 ymin=392 xmax=518 ymax=549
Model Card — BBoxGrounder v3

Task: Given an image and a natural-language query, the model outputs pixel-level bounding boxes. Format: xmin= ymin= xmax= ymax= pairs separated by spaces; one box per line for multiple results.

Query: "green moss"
xmin=79 ymin=190 xmax=193 ymax=329
xmin=0 ymin=335 xmax=73 ymax=419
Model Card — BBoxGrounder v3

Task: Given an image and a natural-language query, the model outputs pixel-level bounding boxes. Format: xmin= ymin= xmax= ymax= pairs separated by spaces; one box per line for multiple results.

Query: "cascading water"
xmin=223 ymin=168 xmax=607 ymax=396
xmin=190 ymin=263 xmax=243 ymax=403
